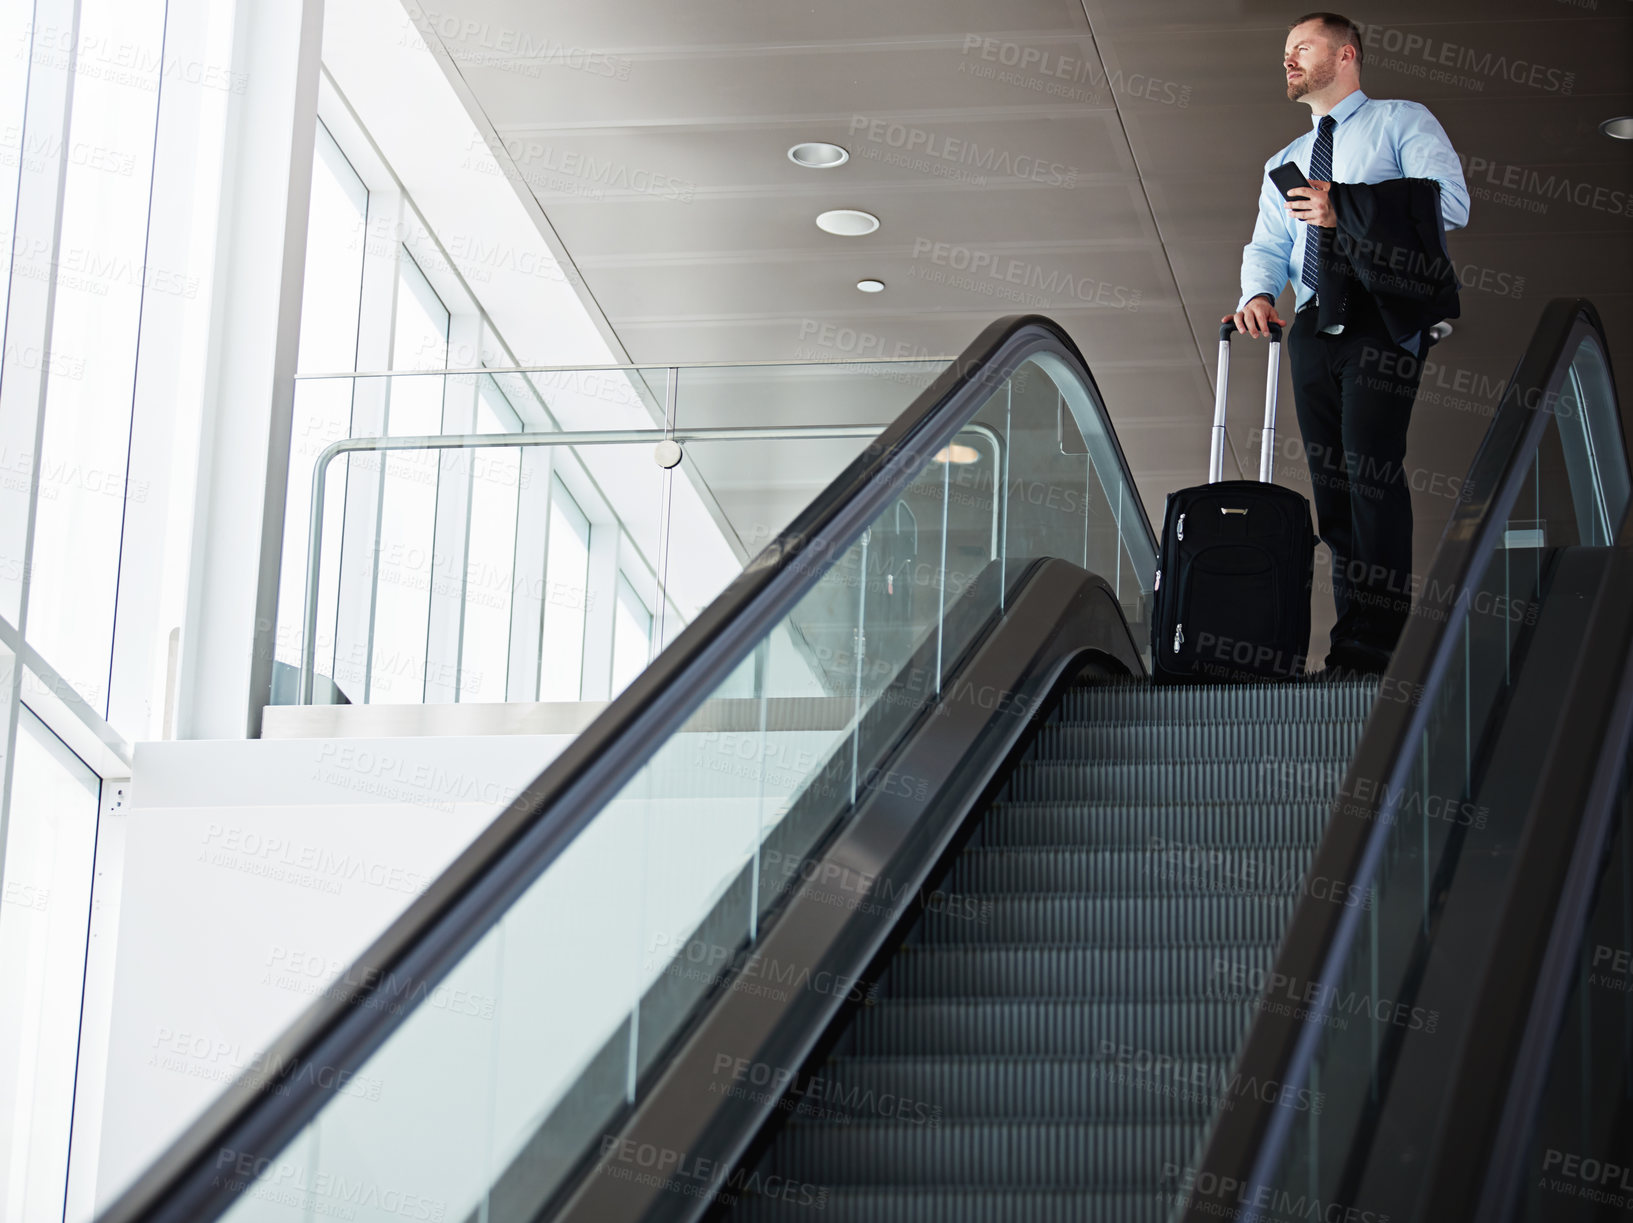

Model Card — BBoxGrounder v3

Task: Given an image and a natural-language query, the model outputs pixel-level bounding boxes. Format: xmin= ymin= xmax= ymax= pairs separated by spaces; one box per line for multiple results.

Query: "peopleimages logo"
xmin=910 ymin=238 xmax=1142 ymax=309
xmin=1459 ymin=153 xmax=1633 ymax=219
xmin=1357 ymin=23 xmax=1575 ymax=93
xmin=848 ymin=115 xmax=1080 ymax=187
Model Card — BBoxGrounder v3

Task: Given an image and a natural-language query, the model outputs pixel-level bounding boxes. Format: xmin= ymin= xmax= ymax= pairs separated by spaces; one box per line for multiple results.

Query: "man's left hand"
xmin=1287 ymin=180 xmax=1335 ymax=228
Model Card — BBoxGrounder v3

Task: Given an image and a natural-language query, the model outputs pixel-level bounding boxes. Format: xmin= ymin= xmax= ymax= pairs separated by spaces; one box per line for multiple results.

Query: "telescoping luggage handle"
xmin=1213 ymin=319 xmax=1282 ymax=485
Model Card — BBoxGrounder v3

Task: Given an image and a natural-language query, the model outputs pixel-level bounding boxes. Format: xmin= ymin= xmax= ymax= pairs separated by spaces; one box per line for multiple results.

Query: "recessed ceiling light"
xmin=1600 ymin=116 xmax=1633 ymax=140
xmin=1429 ymin=321 xmax=1453 ymax=342
xmin=856 ymin=279 xmax=885 ymax=293
xmin=816 ymin=209 xmax=879 ymax=237
xmin=788 ymin=141 xmax=849 ymax=168
xmin=934 ymin=444 xmax=981 ymax=465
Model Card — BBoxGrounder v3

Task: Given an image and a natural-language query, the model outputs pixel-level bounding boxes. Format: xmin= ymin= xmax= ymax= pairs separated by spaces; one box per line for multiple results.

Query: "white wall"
xmin=83 ymin=715 xmax=844 ymax=1218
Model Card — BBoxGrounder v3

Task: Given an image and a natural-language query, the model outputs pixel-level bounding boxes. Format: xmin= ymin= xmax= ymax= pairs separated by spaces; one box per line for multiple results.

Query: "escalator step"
xmin=729 ymin=1187 xmax=1172 ymax=1223
xmin=1033 ymin=720 xmax=1366 ymax=761
xmin=764 ymin=1117 xmax=1202 ymax=1187
xmin=880 ymin=944 xmax=1275 ymax=999
xmin=848 ymin=998 xmax=1257 ymax=1058
xmin=1061 ymin=681 xmax=1377 ymax=724
xmin=727 ymin=679 xmax=1377 ymax=1219
xmin=980 ymin=801 xmax=1331 ymax=847
xmin=815 ymin=1055 xmax=1236 ymax=1120
xmin=1006 ymin=758 xmax=1354 ymax=803
xmin=915 ymin=894 xmax=1297 ymax=947
xmin=946 ymin=845 xmax=1316 ymax=896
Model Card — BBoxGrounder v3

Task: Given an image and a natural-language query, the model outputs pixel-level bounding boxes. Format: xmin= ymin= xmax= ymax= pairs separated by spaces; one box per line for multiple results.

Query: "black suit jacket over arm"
xmin=1321 ymin=177 xmax=1461 ymax=349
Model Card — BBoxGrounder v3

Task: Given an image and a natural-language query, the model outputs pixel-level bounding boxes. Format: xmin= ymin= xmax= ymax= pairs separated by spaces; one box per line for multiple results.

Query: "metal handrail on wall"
xmin=295 ymin=422 xmax=1004 ymax=703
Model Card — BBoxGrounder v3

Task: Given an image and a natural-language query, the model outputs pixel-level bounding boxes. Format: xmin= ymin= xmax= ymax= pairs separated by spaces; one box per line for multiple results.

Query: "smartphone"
xmin=1269 ymin=161 xmax=1312 ymax=200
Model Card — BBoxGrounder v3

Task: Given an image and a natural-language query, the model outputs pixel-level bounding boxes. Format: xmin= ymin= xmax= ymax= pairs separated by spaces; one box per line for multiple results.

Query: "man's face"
xmin=1284 ymin=21 xmax=1340 ymax=101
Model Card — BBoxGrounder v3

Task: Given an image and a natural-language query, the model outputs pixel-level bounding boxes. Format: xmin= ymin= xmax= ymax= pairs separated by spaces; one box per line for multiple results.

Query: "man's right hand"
xmin=1223 ymin=296 xmax=1285 ymax=339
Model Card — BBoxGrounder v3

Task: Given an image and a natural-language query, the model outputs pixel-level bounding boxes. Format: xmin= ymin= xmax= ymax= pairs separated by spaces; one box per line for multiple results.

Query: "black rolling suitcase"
xmin=1150 ymin=321 xmax=1314 ymax=683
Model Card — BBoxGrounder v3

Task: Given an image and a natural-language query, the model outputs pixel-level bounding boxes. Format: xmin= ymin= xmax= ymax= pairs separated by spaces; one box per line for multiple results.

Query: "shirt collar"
xmin=1313 ymin=88 xmax=1368 ymax=129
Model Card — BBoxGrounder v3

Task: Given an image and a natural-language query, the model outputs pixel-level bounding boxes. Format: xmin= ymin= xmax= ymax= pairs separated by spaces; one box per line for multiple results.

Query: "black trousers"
xmin=1288 ymin=297 xmax=1424 ymax=670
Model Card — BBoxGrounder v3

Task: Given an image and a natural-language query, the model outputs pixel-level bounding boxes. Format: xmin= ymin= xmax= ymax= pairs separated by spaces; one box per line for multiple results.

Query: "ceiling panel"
xmin=539 ymin=179 xmax=1155 ymax=259
xmin=422 ymin=0 xmax=1089 ymax=51
xmin=578 ymin=247 xmax=1174 ymax=323
xmin=460 ymin=40 xmax=1126 ymax=129
xmin=488 ymin=113 xmax=1140 ymax=198
xmin=403 ymin=0 xmax=1633 ymax=582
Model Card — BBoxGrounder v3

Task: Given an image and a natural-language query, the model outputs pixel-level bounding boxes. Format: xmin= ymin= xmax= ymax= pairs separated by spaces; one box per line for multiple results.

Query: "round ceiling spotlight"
xmin=816 ymin=209 xmax=880 ymax=237
xmin=1600 ymin=116 xmax=1633 ymax=140
xmin=934 ymin=444 xmax=982 ymax=465
xmin=856 ymin=278 xmax=886 ymax=293
xmin=1429 ymin=321 xmax=1454 ymax=342
xmin=788 ymin=141 xmax=850 ymax=168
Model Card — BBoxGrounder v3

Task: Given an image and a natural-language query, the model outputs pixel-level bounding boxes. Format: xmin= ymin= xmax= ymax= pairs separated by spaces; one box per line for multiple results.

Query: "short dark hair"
xmin=1289 ymin=12 xmax=1364 ymax=68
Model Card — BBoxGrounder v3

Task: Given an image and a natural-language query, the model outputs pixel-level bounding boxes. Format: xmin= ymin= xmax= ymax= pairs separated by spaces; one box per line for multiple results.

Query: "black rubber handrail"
xmin=1181 ymin=298 xmax=1628 ymax=1222
xmin=96 ymin=316 xmax=1154 ymax=1223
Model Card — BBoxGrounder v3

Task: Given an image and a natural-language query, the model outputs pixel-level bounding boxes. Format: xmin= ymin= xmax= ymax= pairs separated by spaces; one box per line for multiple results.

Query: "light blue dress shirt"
xmin=1238 ymin=89 xmax=1469 ymax=356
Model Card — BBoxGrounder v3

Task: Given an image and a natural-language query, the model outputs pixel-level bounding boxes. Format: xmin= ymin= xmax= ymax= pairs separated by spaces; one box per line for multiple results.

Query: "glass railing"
xmin=1512 ymin=739 xmax=1632 ymax=1223
xmin=1181 ymin=299 xmax=1631 ymax=1223
xmin=99 ymin=316 xmax=1157 ymax=1223
xmin=278 ymin=359 xmax=952 ymax=707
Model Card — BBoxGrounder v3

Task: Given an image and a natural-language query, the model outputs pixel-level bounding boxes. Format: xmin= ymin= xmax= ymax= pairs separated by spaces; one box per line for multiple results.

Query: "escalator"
xmin=730 ymin=679 xmax=1378 ymax=1222
xmin=96 ymin=303 xmax=1632 ymax=1223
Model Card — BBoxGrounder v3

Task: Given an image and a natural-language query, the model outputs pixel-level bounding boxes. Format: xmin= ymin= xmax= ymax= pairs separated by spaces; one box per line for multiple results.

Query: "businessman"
xmin=1226 ymin=12 xmax=1469 ymax=677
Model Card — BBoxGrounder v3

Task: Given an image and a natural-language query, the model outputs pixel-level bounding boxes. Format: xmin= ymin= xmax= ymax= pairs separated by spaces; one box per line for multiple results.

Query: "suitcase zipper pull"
xmin=1177 ymin=513 xmax=1185 ymax=540
xmin=1173 ymin=623 xmax=1184 ymax=653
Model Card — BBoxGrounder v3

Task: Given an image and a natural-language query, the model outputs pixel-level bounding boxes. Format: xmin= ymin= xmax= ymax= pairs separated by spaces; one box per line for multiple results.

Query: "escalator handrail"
xmin=1182 ymin=297 xmax=1629 ymax=1221
xmin=97 ymin=316 xmax=1153 ymax=1223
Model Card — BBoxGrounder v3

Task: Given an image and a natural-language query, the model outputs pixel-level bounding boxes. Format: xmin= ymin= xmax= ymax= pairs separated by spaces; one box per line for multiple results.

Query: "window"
xmin=279 ymin=122 xmax=368 ymax=675
xmin=538 ymin=481 xmax=591 ymax=701
xmin=296 ymin=124 xmax=369 ymax=376
xmin=611 ymin=572 xmax=652 ymax=698
xmin=24 ymin=0 xmax=167 ymax=713
xmin=458 ymin=380 xmax=521 ymax=703
xmin=368 ymin=251 xmax=449 ymax=703
xmin=0 ymin=711 xmax=99 ymax=1220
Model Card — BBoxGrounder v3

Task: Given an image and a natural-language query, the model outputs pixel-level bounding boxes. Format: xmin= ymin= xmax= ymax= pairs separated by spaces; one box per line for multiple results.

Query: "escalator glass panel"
xmin=198 ymin=336 xmax=1156 ymax=1223
xmin=1513 ymin=747 xmax=1633 ymax=1222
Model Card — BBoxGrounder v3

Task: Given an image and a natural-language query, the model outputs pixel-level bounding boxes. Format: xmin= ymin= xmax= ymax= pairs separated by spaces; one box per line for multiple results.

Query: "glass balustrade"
xmin=172 ymin=324 xmax=1158 ymax=1223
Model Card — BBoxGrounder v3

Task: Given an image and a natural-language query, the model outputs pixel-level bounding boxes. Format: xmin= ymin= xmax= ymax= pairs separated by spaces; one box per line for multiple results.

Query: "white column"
xmin=175 ymin=0 xmax=326 ymax=739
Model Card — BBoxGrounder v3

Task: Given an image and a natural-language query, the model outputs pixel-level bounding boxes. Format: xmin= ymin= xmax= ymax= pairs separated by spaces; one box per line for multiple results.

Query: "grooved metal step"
xmin=1033 ymin=720 xmax=1366 ymax=761
xmin=914 ymin=893 xmax=1298 ymax=947
xmin=946 ymin=846 xmax=1317 ymax=896
xmin=816 ymin=1055 xmax=1237 ymax=1120
xmin=766 ymin=1118 xmax=1202 ymax=1187
xmin=979 ymin=801 xmax=1331 ymax=848
xmin=846 ymin=999 xmax=1258 ymax=1059
xmin=730 ymin=1187 xmax=1172 ymax=1223
xmin=880 ymin=944 xmax=1278 ymax=1000
xmin=1006 ymin=758 xmax=1355 ymax=803
xmin=1060 ymin=679 xmax=1377 ymax=724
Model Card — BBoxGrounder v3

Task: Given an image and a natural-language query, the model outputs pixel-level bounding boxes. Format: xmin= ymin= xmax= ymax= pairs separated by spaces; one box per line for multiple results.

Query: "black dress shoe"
xmin=1305 ymin=665 xmax=1361 ymax=683
xmin=1324 ymin=649 xmax=1389 ymax=678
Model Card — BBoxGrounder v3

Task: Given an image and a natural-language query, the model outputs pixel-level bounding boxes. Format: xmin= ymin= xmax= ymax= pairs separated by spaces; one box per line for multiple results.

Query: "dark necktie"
xmin=1300 ymin=114 xmax=1336 ymax=297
